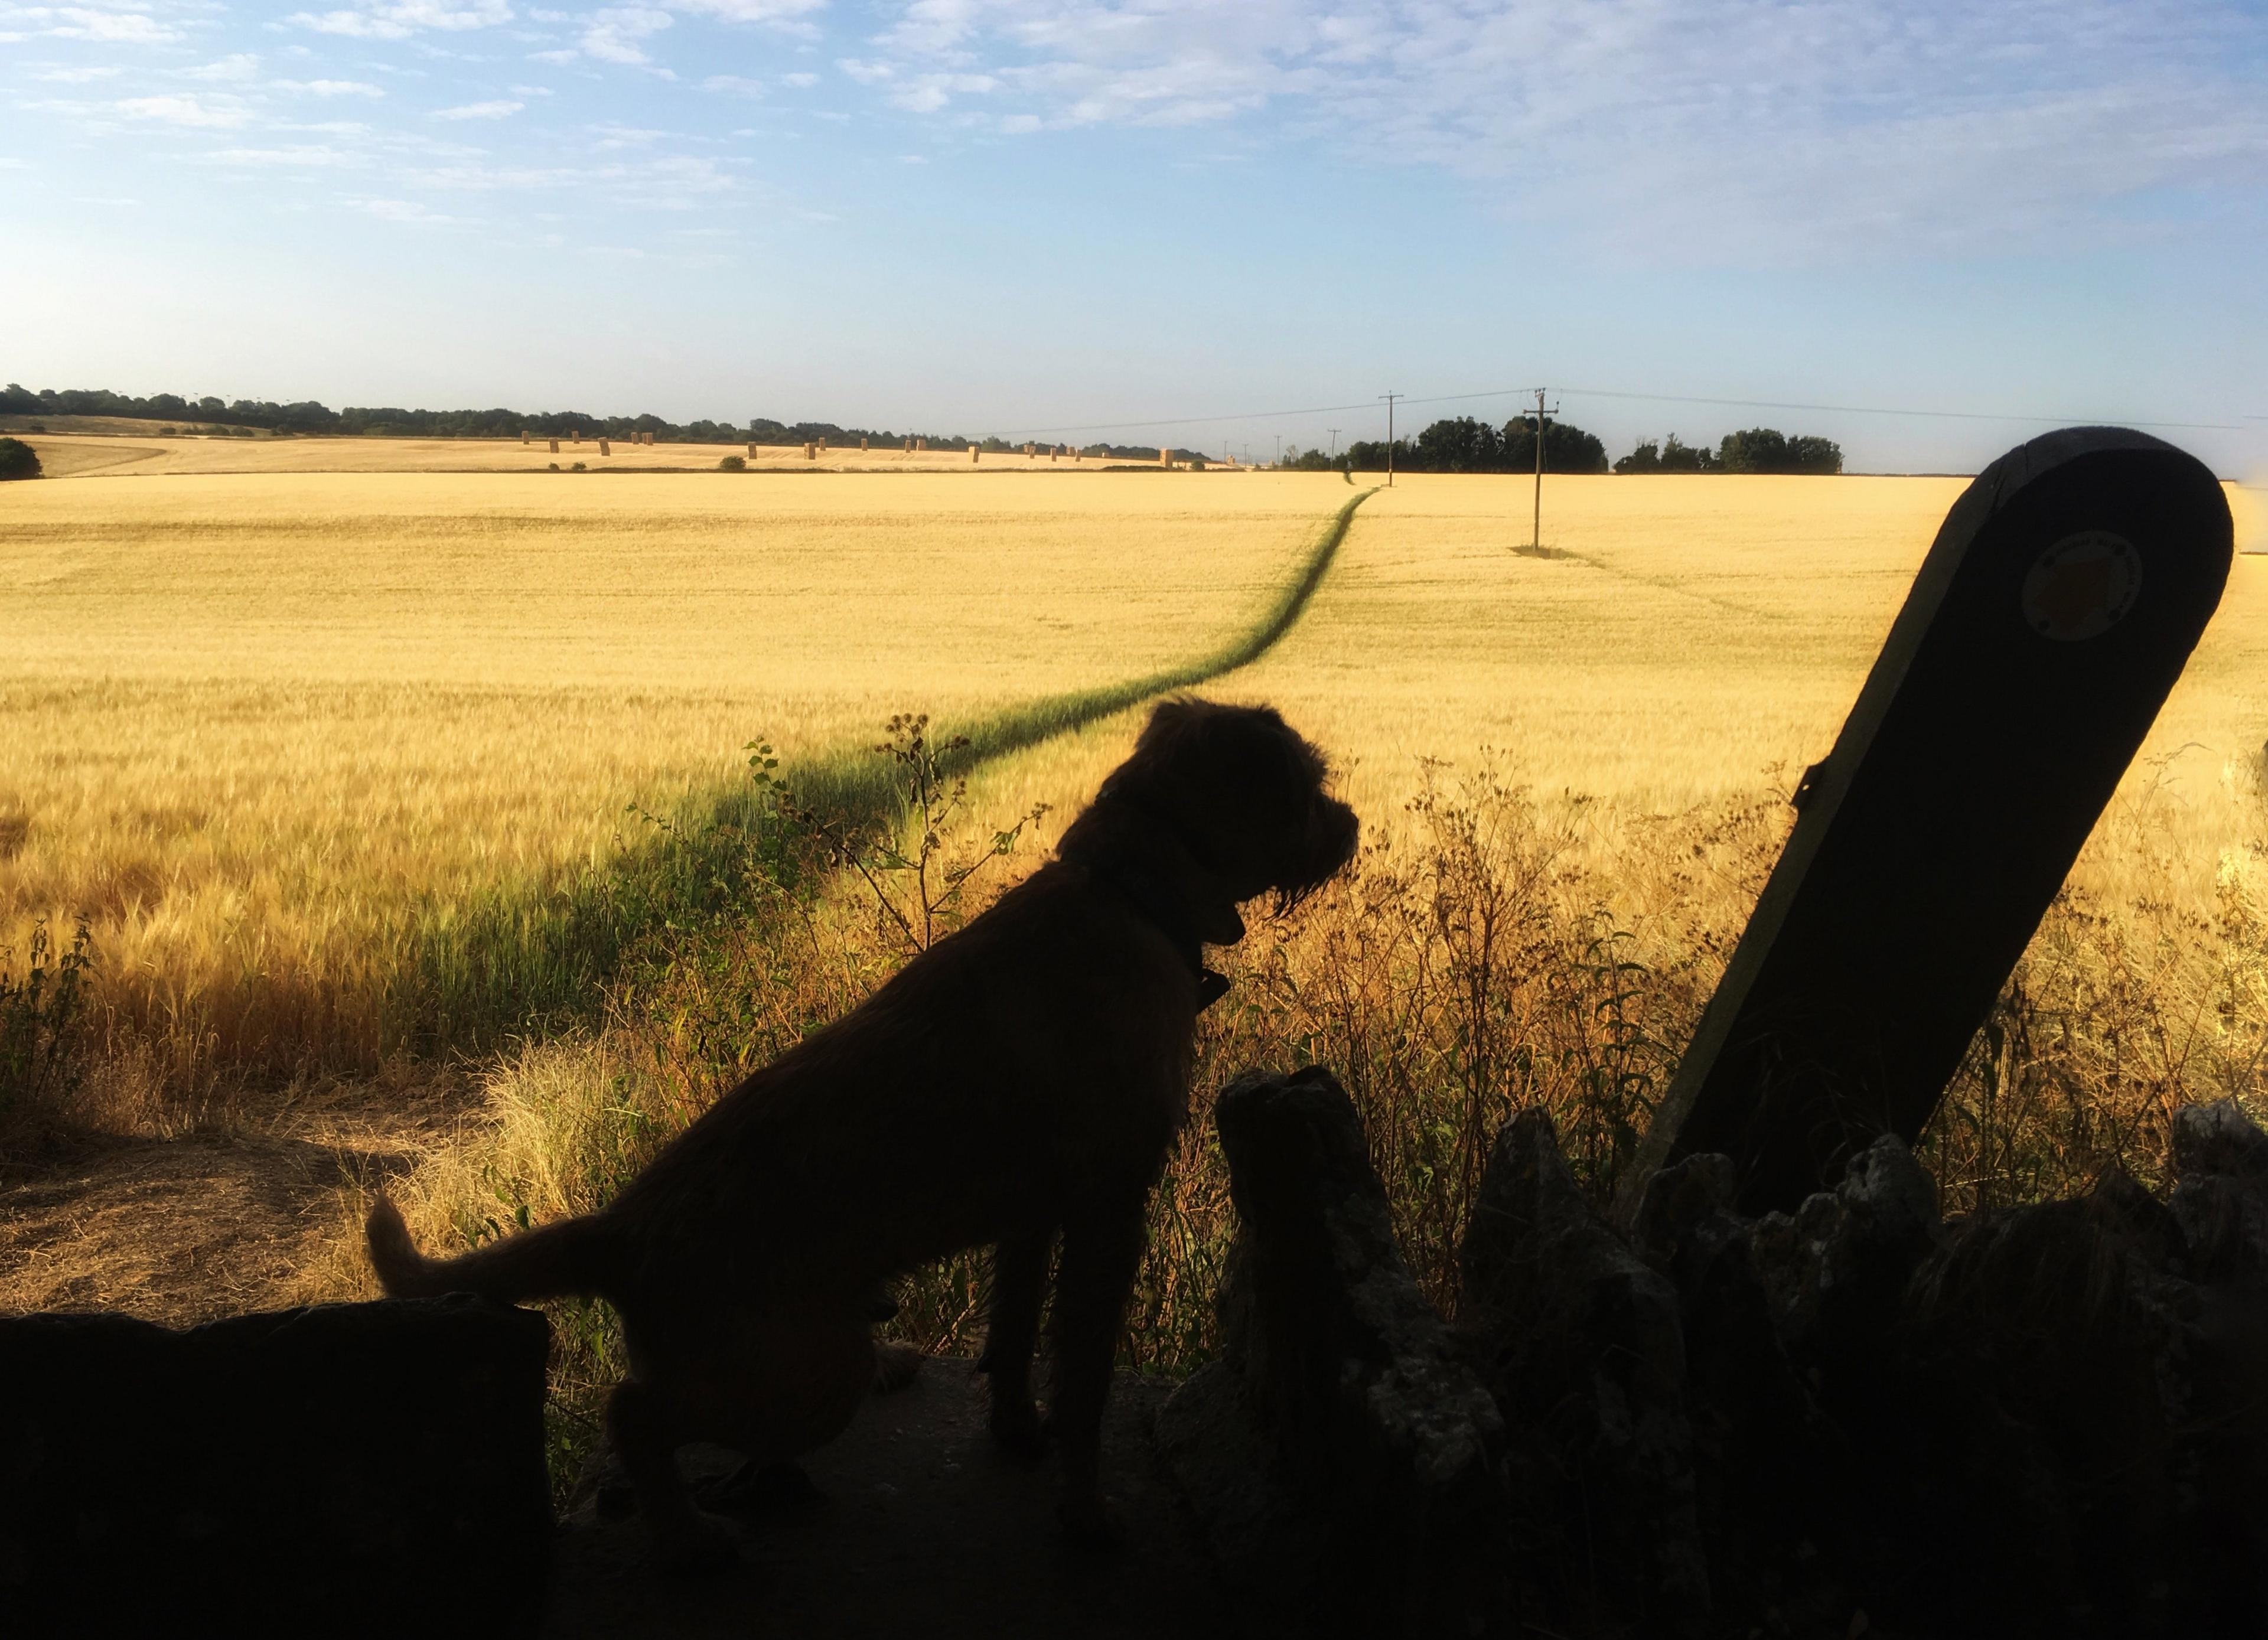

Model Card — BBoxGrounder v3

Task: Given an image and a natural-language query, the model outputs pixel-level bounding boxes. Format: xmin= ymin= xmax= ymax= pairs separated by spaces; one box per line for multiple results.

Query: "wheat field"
xmin=0 ymin=461 xmax=1348 ymax=1097
xmin=14 ymin=431 xmax=1166 ymax=481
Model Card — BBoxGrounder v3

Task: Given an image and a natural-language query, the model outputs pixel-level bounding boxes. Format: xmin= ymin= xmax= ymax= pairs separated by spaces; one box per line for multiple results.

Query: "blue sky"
xmin=5 ymin=0 xmax=2267 ymax=472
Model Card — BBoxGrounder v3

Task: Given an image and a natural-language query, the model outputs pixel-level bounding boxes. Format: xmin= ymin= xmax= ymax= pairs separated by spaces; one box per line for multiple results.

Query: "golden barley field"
xmin=6 ymin=445 xmax=2264 ymax=1168
xmin=0 ymin=458 xmax=1344 ymax=1097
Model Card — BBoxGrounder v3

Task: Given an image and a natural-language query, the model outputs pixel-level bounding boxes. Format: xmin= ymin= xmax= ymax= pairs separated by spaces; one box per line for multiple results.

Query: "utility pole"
xmin=1380 ymin=393 xmax=1402 ymax=486
xmin=1274 ymin=435 xmax=1282 ymax=468
xmin=1328 ymin=428 xmax=1340 ymax=458
xmin=1531 ymin=386 xmax=1559 ymax=552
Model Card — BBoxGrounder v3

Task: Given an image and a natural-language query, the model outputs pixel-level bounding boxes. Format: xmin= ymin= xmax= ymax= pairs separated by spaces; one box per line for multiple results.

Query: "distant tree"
xmin=1716 ymin=427 xmax=1790 ymax=473
xmin=1614 ymin=438 xmax=1661 ymax=474
xmin=1784 ymin=434 xmax=1844 ymax=475
xmin=0 ymin=437 xmax=43 ymax=480
xmin=1501 ymin=414 xmax=1609 ymax=474
xmin=1716 ymin=427 xmax=1843 ymax=474
xmin=1415 ymin=415 xmax=1504 ymax=472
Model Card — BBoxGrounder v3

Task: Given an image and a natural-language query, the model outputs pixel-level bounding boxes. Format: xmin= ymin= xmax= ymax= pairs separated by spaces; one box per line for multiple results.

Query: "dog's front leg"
xmin=1048 ymin=1199 xmax=1148 ymax=1549
xmin=980 ymin=1228 xmax=1053 ymax=1458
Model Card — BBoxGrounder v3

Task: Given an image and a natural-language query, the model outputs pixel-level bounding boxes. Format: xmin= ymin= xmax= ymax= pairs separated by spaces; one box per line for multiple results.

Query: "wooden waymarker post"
xmin=1619 ymin=428 xmax=2233 ymax=1219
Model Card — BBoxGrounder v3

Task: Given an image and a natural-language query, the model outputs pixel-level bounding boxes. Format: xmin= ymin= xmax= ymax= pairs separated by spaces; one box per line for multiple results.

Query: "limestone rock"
xmin=1158 ymin=1067 xmax=1504 ymax=1638
xmin=1460 ymin=1108 xmax=1708 ymax=1630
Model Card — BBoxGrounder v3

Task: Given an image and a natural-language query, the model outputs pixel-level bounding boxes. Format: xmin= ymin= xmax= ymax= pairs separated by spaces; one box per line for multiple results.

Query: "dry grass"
xmin=1 ymin=468 xmax=1351 ymax=1105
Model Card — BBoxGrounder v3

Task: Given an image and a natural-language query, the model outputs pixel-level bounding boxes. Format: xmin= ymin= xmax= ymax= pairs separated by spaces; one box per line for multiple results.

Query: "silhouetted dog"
xmin=368 ymin=698 xmax=1358 ymax=1570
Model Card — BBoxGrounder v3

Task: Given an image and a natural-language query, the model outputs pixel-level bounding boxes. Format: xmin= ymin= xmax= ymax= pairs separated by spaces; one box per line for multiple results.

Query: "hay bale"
xmin=520 ymin=430 xmax=529 ymax=445
xmin=971 ymin=445 xmax=980 ymax=462
xmin=861 ymin=437 xmax=869 ymax=452
xmin=748 ymin=441 xmax=758 ymax=458
xmin=548 ymin=438 xmax=559 ymax=454
xmin=599 ymin=438 xmax=611 ymax=456
xmin=803 ymin=442 xmax=816 ymax=459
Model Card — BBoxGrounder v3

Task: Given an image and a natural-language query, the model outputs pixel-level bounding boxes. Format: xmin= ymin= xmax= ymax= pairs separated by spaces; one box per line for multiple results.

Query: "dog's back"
xmin=604 ymin=855 xmax=1195 ymax=1295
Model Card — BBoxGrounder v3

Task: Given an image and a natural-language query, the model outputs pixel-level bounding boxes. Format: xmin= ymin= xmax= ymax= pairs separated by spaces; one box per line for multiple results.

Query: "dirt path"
xmin=548 ymin=1360 xmax=1250 ymax=1639
xmin=0 ymin=1083 xmax=459 ymax=1325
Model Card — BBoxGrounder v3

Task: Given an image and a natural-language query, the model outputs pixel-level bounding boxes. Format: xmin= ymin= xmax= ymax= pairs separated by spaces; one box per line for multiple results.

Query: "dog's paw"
xmin=873 ymin=1340 xmax=926 ymax=1394
xmin=653 ymin=1511 xmax=741 ymax=1577
xmin=988 ymin=1400 xmax=1048 ymax=1460
xmin=1055 ymin=1494 xmax=1126 ymax=1553
xmin=698 ymin=1458 xmax=823 ymax=1514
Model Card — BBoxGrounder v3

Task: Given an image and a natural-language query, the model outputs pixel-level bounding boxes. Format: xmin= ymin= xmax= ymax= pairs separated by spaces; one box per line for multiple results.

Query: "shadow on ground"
xmin=549 ymin=1358 xmax=1244 ymax=1640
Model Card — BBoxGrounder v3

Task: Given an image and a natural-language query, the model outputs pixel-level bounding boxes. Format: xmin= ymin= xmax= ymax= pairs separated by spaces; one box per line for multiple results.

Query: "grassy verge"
xmin=359 ymin=742 xmax=2268 ymax=1508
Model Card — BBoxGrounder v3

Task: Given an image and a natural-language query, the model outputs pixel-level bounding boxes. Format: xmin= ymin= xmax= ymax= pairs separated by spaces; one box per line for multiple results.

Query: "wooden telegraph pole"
xmin=1379 ymin=393 xmax=1402 ymax=487
xmin=1531 ymin=386 xmax=1559 ymax=553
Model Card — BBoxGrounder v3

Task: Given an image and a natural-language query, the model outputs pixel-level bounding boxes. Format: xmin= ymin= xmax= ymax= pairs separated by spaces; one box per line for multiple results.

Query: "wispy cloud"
xmin=49 ymin=8 xmax=183 ymax=43
xmin=180 ymin=54 xmax=262 ymax=82
xmin=843 ymin=0 xmax=2268 ymax=260
xmin=278 ymin=79 xmax=388 ymax=96
xmin=358 ymin=195 xmax=465 ymax=222
xmin=289 ymin=0 xmax=513 ymax=41
xmin=116 ymin=93 xmax=253 ymax=128
xmin=432 ymin=97 xmax=523 ymax=118
xmin=579 ymin=6 xmax=668 ymax=64
xmin=200 ymin=144 xmax=356 ymax=166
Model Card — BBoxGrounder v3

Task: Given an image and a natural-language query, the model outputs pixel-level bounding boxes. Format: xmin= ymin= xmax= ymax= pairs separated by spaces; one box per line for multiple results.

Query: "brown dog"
xmin=367 ymin=698 xmax=1358 ymax=1570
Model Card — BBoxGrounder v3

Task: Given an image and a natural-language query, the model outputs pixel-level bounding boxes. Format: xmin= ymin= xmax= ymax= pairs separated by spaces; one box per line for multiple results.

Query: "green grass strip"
xmin=396 ymin=487 xmax=1377 ymax=1052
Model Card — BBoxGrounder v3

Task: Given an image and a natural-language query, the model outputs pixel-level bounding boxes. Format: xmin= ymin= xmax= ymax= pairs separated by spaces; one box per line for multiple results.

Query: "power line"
xmin=989 ymin=386 xmax=2247 ymax=441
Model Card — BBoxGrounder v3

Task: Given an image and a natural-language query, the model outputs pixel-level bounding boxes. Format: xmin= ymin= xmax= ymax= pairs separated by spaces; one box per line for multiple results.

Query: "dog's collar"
xmin=1094 ymin=860 xmax=1239 ymax=1012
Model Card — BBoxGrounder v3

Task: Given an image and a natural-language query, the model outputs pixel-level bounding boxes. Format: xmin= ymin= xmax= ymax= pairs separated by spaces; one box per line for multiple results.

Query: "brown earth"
xmin=0 ymin=1081 xmax=457 ymax=1323
xmin=551 ymin=1369 xmax=1237 ymax=1639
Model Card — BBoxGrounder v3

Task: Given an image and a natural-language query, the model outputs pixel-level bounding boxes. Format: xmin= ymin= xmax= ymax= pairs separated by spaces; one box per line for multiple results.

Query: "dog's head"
xmin=1078 ymin=699 xmax=1358 ymax=921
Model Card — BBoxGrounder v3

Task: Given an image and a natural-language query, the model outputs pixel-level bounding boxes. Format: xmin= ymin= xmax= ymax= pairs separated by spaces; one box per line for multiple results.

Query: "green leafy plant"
xmin=718 ymin=454 xmax=747 ymax=471
xmin=1 ymin=918 xmax=94 ymax=1132
xmin=797 ymin=715 xmax=1048 ymax=955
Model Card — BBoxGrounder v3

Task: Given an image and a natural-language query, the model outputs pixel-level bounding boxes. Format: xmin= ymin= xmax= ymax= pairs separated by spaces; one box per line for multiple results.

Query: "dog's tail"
xmin=366 ymin=1194 xmax=614 ymax=1305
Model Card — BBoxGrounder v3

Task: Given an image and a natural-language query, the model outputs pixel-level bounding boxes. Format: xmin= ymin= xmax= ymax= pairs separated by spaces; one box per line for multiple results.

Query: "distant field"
xmin=10 ymin=428 xmax=1168 ymax=479
xmin=0 ymin=464 xmax=1344 ymax=1090
xmin=973 ymin=473 xmax=2268 ymax=844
